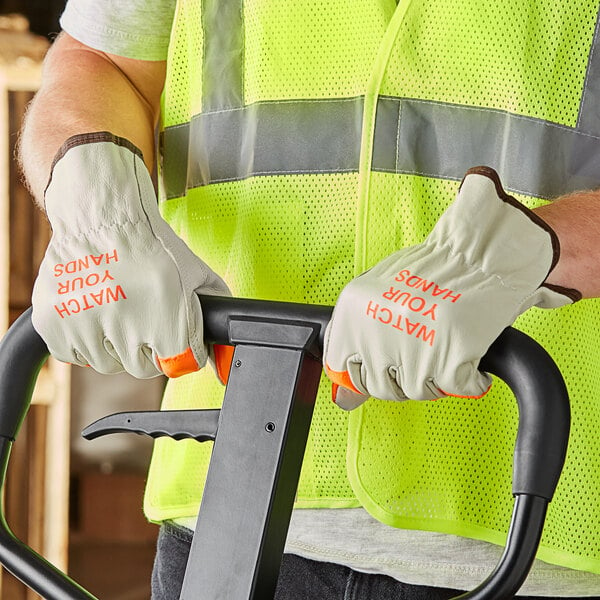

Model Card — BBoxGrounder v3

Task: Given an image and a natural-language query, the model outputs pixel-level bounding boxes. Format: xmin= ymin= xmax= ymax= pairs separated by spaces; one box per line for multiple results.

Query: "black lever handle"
xmin=82 ymin=409 xmax=221 ymax=442
xmin=0 ymin=297 xmax=570 ymax=599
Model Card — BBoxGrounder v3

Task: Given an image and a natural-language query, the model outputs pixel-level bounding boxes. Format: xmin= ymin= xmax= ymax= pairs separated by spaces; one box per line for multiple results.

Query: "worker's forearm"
xmin=19 ymin=33 xmax=165 ymax=204
xmin=534 ymin=191 xmax=600 ymax=299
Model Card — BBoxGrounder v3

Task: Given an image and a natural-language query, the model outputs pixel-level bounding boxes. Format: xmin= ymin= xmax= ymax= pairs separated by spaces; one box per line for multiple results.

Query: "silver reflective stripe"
xmin=202 ymin=0 xmax=243 ymax=112
xmin=161 ymin=96 xmax=600 ymax=199
xmin=374 ymin=97 xmax=600 ymax=199
xmin=577 ymin=10 xmax=600 ymax=136
xmin=161 ymin=98 xmax=364 ymax=198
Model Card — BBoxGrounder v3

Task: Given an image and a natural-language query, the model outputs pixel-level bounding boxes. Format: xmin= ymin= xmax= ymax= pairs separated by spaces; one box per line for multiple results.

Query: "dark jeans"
xmin=151 ymin=522 xmax=598 ymax=600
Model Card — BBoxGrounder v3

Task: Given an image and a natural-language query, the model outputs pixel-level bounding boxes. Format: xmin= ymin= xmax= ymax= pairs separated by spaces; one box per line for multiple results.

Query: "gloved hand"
xmin=324 ymin=166 xmax=580 ymax=409
xmin=32 ymin=132 xmax=230 ymax=379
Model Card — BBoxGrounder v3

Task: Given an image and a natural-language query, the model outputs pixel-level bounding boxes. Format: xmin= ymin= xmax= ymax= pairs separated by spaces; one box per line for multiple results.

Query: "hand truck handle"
xmin=0 ymin=297 xmax=570 ymax=600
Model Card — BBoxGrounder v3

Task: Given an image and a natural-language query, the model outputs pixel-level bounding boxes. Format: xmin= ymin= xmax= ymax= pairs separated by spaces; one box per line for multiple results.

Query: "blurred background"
xmin=0 ymin=2 xmax=165 ymax=598
xmin=0 ymin=0 xmax=62 ymax=38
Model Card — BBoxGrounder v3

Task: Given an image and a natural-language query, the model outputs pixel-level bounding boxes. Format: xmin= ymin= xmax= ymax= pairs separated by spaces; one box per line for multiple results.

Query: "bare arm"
xmin=534 ymin=191 xmax=600 ymax=299
xmin=19 ymin=32 xmax=166 ymax=204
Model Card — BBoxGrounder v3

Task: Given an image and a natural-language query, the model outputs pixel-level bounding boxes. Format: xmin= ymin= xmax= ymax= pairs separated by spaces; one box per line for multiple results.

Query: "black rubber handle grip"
xmin=0 ymin=308 xmax=49 ymax=440
xmin=479 ymin=327 xmax=570 ymax=500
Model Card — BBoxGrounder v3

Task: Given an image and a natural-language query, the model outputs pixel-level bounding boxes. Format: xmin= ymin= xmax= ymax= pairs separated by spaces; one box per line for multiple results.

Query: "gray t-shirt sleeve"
xmin=60 ymin=0 xmax=177 ymax=61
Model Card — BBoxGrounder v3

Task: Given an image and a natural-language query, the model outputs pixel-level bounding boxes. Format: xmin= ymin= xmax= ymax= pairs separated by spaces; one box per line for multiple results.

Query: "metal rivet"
xmin=265 ymin=422 xmax=276 ymax=433
xmin=234 ymin=360 xmax=242 ymax=367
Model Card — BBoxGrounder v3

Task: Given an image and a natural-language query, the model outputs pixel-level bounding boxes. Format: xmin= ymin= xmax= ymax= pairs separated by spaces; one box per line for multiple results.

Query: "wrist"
xmin=533 ymin=201 xmax=586 ymax=299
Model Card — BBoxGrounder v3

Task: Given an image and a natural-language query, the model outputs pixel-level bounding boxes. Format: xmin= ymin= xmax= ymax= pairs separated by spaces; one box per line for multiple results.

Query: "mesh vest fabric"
xmin=144 ymin=0 xmax=600 ymax=574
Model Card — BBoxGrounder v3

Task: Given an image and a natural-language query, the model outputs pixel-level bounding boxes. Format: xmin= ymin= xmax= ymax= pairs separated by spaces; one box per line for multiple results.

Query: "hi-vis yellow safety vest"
xmin=145 ymin=0 xmax=600 ymax=574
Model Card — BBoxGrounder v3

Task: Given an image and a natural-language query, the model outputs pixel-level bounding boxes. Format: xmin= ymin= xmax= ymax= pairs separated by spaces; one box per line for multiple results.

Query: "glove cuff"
xmin=43 ymin=132 xmax=154 ymax=236
xmin=45 ymin=131 xmax=144 ymax=196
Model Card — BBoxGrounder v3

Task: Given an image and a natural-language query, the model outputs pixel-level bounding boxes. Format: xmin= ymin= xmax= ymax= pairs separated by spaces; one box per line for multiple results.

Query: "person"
xmin=18 ymin=1 xmax=600 ymax=598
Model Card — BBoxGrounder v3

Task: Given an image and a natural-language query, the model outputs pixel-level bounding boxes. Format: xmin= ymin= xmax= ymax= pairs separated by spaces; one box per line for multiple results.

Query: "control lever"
xmin=82 ymin=409 xmax=220 ymax=442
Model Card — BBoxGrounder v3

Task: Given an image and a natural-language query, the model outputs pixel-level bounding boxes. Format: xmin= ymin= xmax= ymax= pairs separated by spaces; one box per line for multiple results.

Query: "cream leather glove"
xmin=32 ymin=133 xmax=230 ymax=378
xmin=324 ymin=166 xmax=580 ymax=408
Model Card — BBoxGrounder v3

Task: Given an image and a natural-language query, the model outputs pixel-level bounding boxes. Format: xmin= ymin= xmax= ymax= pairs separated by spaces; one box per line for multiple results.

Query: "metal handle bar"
xmin=0 ymin=296 xmax=570 ymax=599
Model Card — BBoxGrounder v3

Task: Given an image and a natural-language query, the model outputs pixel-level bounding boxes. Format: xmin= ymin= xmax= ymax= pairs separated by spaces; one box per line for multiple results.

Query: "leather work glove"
xmin=324 ymin=166 xmax=580 ymax=409
xmin=32 ymin=132 xmax=230 ymax=379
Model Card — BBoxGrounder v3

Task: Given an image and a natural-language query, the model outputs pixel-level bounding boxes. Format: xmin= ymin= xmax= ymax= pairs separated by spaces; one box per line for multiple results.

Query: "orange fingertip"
xmin=214 ymin=344 xmax=235 ymax=385
xmin=157 ymin=347 xmax=199 ymax=378
xmin=438 ymin=382 xmax=493 ymax=400
xmin=324 ymin=364 xmax=362 ymax=395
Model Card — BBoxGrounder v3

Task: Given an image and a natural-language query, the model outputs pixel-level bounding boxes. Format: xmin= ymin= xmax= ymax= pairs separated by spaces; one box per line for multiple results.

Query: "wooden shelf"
xmin=0 ymin=25 xmax=70 ymax=600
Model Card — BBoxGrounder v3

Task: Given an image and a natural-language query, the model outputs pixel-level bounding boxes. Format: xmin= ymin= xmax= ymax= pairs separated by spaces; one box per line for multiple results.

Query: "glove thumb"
xmin=332 ymin=384 xmax=368 ymax=410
